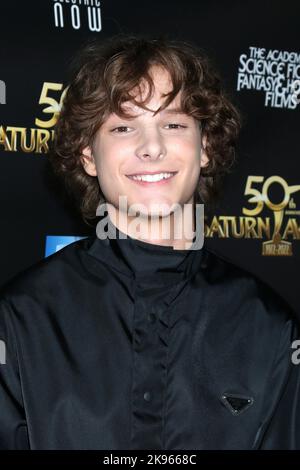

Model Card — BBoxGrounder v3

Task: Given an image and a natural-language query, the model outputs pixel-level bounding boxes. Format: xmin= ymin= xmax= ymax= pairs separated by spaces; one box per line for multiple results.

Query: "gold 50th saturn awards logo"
xmin=205 ymin=176 xmax=300 ymax=256
xmin=0 ymin=82 xmax=66 ymax=153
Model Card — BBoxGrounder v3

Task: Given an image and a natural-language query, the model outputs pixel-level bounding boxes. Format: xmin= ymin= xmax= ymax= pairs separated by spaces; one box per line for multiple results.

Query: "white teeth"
xmin=129 ymin=172 xmax=174 ymax=182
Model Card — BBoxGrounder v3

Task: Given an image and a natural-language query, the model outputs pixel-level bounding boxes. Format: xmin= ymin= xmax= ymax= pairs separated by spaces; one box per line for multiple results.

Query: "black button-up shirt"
xmin=0 ymin=219 xmax=299 ymax=449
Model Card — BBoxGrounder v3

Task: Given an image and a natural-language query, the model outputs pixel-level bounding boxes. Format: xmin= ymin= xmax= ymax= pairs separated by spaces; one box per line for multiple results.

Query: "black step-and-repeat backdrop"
xmin=0 ymin=1 xmax=299 ymax=316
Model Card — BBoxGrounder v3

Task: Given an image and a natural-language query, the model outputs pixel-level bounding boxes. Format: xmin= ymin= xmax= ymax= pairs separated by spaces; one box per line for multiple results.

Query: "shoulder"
xmin=202 ymin=244 xmax=298 ymax=332
xmin=0 ymin=236 xmax=95 ymax=303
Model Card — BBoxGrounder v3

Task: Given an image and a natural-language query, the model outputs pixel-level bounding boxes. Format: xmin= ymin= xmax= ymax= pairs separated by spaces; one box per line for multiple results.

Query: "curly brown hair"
xmin=50 ymin=33 xmax=242 ymax=224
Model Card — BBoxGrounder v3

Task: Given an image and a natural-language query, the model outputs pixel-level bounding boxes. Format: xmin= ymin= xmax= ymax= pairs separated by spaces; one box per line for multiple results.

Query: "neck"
xmin=107 ymin=201 xmax=196 ymax=251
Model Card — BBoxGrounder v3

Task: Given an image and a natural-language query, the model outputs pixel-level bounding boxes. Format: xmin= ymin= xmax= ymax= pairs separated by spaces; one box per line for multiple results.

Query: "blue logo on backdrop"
xmin=45 ymin=235 xmax=86 ymax=257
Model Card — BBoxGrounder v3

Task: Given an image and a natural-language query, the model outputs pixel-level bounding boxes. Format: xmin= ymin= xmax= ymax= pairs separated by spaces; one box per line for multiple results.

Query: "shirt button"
xmin=148 ymin=313 xmax=156 ymax=324
xmin=143 ymin=391 xmax=151 ymax=402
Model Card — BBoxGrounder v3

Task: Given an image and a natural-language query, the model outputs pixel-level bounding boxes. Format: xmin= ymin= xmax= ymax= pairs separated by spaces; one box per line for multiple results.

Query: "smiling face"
xmin=81 ymin=65 xmax=209 ymax=223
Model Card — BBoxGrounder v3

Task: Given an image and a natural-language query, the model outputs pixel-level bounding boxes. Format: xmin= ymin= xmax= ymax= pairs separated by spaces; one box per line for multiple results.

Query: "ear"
xmin=81 ymin=146 xmax=97 ymax=177
xmin=200 ymin=134 xmax=209 ymax=168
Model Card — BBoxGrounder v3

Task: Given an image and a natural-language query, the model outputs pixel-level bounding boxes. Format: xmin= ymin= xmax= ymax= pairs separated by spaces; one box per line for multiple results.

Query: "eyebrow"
xmin=161 ymin=108 xmax=186 ymax=115
xmin=112 ymin=107 xmax=187 ymax=121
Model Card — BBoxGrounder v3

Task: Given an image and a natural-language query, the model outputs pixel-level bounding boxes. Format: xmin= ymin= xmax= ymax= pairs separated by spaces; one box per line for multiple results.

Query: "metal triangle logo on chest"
xmin=221 ymin=393 xmax=254 ymax=416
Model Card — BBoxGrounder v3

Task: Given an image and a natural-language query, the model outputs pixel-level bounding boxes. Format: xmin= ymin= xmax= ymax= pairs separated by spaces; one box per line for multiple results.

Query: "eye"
xmin=111 ymin=126 xmax=132 ymax=133
xmin=165 ymin=123 xmax=187 ymax=129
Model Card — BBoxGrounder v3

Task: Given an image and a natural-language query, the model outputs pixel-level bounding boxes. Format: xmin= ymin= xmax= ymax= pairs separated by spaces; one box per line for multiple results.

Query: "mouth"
xmin=125 ymin=171 xmax=178 ymax=185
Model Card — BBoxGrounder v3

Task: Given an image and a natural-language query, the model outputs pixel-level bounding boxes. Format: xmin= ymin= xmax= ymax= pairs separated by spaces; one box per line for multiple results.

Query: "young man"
xmin=0 ymin=34 xmax=299 ymax=450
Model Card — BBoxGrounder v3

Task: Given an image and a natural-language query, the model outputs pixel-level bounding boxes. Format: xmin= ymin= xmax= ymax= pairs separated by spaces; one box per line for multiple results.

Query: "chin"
xmin=122 ymin=195 xmax=181 ymax=215
xmin=146 ymin=203 xmax=178 ymax=218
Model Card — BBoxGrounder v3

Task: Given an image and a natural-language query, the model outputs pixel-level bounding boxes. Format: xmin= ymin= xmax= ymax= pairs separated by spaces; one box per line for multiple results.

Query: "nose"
xmin=135 ymin=127 xmax=167 ymax=161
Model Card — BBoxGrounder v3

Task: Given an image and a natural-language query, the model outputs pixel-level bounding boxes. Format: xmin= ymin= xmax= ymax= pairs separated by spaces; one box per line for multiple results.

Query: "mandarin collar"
xmin=86 ymin=214 xmax=206 ymax=288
